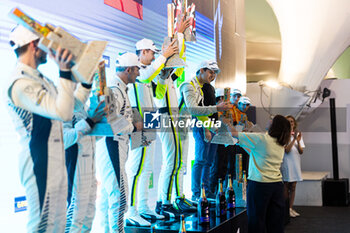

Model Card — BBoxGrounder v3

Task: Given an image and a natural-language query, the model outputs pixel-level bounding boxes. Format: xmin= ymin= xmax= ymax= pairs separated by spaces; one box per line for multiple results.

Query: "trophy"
xmin=10 ymin=8 xmax=108 ymax=84
xmin=223 ymin=87 xmax=231 ymax=116
xmin=164 ymin=0 xmax=196 ymax=68
xmin=173 ymin=0 xmax=196 ymax=42
xmin=242 ymin=170 xmax=247 ymax=201
xmin=88 ymin=61 xmax=120 ymax=136
xmin=95 ymin=61 xmax=107 ymax=97
xmin=94 ymin=61 xmax=117 ymax=128
xmin=90 ymin=61 xmax=134 ymax=137
xmin=236 ymin=153 xmax=243 ymax=183
xmin=223 ymin=87 xmax=234 ymax=125
xmin=89 ymin=63 xmax=152 ymax=141
xmin=211 ymin=87 xmax=239 ymax=145
xmin=164 ymin=3 xmax=185 ymax=68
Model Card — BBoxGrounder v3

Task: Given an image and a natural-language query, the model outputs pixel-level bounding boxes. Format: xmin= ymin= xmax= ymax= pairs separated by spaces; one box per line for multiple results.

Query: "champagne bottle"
xmin=150 ymin=226 xmax=155 ymax=233
xmin=216 ymin=178 xmax=227 ymax=216
xmin=179 ymin=214 xmax=186 ymax=233
xmin=225 ymin=175 xmax=236 ymax=211
xmin=242 ymin=171 xmax=247 ymax=201
xmin=198 ymin=183 xmax=210 ymax=224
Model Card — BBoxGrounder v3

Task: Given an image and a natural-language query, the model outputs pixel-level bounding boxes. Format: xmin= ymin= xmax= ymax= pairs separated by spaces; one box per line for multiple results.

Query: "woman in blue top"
xmin=223 ymin=115 xmax=291 ymax=233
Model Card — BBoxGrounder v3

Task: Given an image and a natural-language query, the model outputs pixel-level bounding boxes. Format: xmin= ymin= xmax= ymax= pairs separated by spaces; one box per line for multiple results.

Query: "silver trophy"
xmin=172 ymin=0 xmax=196 ymax=42
xmin=163 ymin=36 xmax=185 ymax=68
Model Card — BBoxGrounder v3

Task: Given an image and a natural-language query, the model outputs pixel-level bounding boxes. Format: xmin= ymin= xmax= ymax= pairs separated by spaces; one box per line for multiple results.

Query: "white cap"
xmin=9 ymin=25 xmax=39 ymax=49
xmin=238 ymin=96 xmax=251 ymax=105
xmin=197 ymin=60 xmax=220 ymax=74
xmin=231 ymin=88 xmax=242 ymax=96
xmin=135 ymin=38 xmax=160 ymax=53
xmin=215 ymin=88 xmax=225 ymax=97
xmin=115 ymin=52 xmax=141 ymax=68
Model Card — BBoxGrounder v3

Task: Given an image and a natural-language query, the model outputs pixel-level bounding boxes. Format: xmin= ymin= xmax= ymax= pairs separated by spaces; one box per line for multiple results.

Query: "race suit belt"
xmin=158 ymin=107 xmax=169 ymax=114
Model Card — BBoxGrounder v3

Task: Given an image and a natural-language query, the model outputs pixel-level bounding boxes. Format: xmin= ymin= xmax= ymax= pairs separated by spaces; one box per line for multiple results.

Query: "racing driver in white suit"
xmin=6 ymin=25 xmax=91 ymax=232
xmin=96 ymin=52 xmax=143 ymax=233
xmin=63 ymin=99 xmax=105 ymax=232
xmin=154 ymin=23 xmax=200 ymax=217
xmin=124 ymin=32 xmax=180 ymax=226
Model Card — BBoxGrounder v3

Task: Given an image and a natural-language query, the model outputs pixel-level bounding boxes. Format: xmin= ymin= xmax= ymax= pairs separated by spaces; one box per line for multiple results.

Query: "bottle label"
xmin=220 ymin=200 xmax=226 ymax=215
xmin=200 ymin=216 xmax=210 ymax=223
xmin=199 ymin=206 xmax=210 ymax=223
xmin=227 ymin=195 xmax=235 ymax=209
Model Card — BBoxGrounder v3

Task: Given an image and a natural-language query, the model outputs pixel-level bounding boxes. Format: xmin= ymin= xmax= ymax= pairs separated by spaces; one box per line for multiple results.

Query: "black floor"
xmin=285 ymin=206 xmax=350 ymax=233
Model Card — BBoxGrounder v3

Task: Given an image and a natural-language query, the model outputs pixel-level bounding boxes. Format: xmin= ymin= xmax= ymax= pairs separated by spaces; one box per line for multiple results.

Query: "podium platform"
xmin=294 ymin=171 xmax=329 ymax=206
xmin=125 ymin=208 xmax=247 ymax=233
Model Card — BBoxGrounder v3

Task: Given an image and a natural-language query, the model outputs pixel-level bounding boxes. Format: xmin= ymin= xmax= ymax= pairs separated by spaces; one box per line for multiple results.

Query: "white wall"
xmin=246 ymin=80 xmax=350 ymax=181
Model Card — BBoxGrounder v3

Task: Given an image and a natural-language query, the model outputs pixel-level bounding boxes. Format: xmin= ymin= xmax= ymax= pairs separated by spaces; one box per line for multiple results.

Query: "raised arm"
xmin=10 ymin=48 xmax=77 ymax=121
xmin=63 ymin=100 xmax=105 ymax=149
xmin=139 ymin=39 xmax=179 ymax=84
xmin=296 ymin=132 xmax=304 ymax=154
xmin=152 ymin=68 xmax=172 ymax=100
xmin=285 ymin=133 xmax=296 ymax=153
xmin=181 ymin=83 xmax=230 ymax=116
xmin=222 ymin=117 xmax=239 ymax=138
xmin=181 ymin=83 xmax=217 ymax=116
xmin=63 ymin=115 xmax=92 ymax=149
xmin=138 ymin=55 xmax=166 ymax=84
xmin=74 ymin=83 xmax=93 ymax=105
xmin=176 ymin=15 xmax=190 ymax=58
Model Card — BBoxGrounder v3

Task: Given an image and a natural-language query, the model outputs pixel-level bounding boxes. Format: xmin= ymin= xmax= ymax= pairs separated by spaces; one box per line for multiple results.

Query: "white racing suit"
xmin=179 ymin=77 xmax=219 ymax=197
xmin=178 ymin=76 xmax=218 ymax=125
xmin=126 ymin=54 xmax=167 ymax=213
xmin=6 ymin=62 xmax=90 ymax=232
xmin=96 ymin=75 xmax=134 ymax=233
xmin=63 ymin=100 xmax=97 ymax=233
xmin=154 ymin=33 xmax=187 ymax=203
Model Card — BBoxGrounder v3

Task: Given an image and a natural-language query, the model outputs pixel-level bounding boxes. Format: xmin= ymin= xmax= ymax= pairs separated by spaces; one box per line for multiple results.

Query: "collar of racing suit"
xmin=17 ymin=62 xmax=43 ymax=79
xmin=195 ymin=76 xmax=203 ymax=88
xmin=140 ymin=62 xmax=147 ymax=69
xmin=113 ymin=74 xmax=128 ymax=92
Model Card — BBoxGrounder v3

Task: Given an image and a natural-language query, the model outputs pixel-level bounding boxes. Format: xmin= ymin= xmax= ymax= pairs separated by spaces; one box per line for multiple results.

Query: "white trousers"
xmin=21 ymin=120 xmax=67 ymax=233
xmin=65 ymin=136 xmax=97 ymax=233
xmin=125 ymin=140 xmax=155 ymax=212
xmin=157 ymin=113 xmax=187 ymax=203
xmin=96 ymin=136 xmax=129 ymax=233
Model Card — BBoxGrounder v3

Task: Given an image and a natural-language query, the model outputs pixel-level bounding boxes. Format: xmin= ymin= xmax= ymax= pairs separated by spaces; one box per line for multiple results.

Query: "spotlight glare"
xmin=265 ymin=80 xmax=280 ymax=89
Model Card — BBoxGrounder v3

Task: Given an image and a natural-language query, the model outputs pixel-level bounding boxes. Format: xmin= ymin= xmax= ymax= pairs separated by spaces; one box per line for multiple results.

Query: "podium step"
xmin=125 ymin=208 xmax=247 ymax=233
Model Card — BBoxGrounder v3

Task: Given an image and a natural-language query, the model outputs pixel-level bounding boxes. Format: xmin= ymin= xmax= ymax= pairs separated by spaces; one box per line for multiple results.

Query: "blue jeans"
xmin=191 ymin=126 xmax=218 ymax=198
